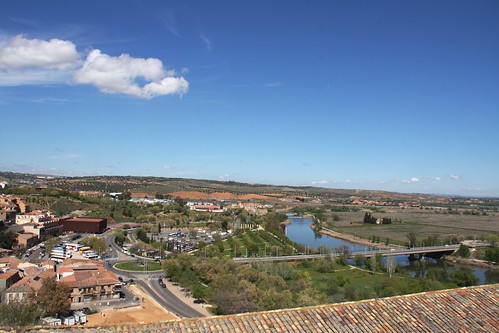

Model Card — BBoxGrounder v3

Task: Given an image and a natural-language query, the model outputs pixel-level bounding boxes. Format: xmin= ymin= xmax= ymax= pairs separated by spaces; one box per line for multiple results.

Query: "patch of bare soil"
xmin=171 ymin=191 xmax=210 ymax=200
xmin=86 ymin=286 xmax=178 ymax=327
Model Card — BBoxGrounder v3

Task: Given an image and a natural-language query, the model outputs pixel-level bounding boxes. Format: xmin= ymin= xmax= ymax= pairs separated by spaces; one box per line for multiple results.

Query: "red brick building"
xmin=59 ymin=217 xmax=108 ymax=234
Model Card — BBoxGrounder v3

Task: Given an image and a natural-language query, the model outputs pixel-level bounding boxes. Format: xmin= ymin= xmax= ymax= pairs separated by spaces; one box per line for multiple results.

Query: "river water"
xmin=285 ymin=216 xmax=499 ymax=285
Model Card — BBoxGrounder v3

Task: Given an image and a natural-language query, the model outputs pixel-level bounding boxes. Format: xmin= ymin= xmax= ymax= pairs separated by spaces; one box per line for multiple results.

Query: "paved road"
xmin=102 ymin=229 xmax=205 ymax=318
xmin=138 ymin=275 xmax=204 ymax=318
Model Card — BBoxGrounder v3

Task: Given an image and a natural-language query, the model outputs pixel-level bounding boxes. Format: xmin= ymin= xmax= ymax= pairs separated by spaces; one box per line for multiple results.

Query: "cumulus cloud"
xmin=0 ymin=35 xmax=188 ymax=99
xmin=312 ymin=180 xmax=330 ymax=185
xmin=73 ymin=49 xmax=188 ymax=98
xmin=450 ymin=174 xmax=461 ymax=180
xmin=402 ymin=177 xmax=420 ymax=184
xmin=163 ymin=165 xmax=177 ymax=170
xmin=0 ymin=35 xmax=79 ymax=70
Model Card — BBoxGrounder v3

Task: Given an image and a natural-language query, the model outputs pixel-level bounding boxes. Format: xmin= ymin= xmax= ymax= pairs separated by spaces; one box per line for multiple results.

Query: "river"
xmin=285 ymin=216 xmax=499 ymax=285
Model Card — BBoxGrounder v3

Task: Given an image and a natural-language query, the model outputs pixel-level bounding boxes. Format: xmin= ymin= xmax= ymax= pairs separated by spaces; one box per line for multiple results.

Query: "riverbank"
xmin=443 ymin=256 xmax=498 ymax=270
xmin=317 ymin=227 xmax=399 ymax=250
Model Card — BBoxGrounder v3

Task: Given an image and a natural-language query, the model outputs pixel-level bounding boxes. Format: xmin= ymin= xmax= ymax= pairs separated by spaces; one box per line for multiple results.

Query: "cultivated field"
xmin=329 ymin=207 xmax=499 ymax=245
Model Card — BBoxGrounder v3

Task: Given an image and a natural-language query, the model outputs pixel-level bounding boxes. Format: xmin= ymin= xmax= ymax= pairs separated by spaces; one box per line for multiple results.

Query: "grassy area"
xmin=217 ymin=230 xmax=299 ymax=257
xmin=114 ymin=261 xmax=162 ymax=271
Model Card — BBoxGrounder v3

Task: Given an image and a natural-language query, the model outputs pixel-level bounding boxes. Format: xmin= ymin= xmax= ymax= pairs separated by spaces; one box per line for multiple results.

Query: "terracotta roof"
xmin=26 ymin=284 xmax=499 ymax=332
xmin=58 ymin=262 xmax=119 ymax=288
xmin=3 ymin=275 xmax=43 ymax=293
xmin=0 ymin=257 xmax=25 ymax=270
xmin=0 ymin=270 xmax=18 ymax=280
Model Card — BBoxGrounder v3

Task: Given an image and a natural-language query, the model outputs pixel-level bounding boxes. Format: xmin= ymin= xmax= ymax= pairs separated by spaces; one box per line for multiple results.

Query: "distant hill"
xmin=1 ymin=171 xmax=497 ymax=207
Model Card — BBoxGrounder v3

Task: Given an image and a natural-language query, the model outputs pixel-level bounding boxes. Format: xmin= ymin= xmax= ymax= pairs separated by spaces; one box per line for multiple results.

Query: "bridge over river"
xmin=233 ymin=243 xmax=489 ymax=264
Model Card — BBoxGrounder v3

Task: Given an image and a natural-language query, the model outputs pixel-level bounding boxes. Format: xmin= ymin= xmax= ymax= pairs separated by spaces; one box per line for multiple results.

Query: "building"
xmin=59 ymin=217 xmax=108 ymax=234
xmin=0 ymin=269 xmax=21 ymax=295
xmin=191 ymin=204 xmax=224 ymax=212
xmin=0 ymin=257 xmax=53 ymax=303
xmin=16 ymin=233 xmax=38 ymax=249
xmin=15 ymin=210 xmax=53 ymax=225
xmin=12 ymin=211 xmax=63 ymax=248
xmin=0 ymin=195 xmax=29 ymax=223
xmin=57 ymin=259 xmax=121 ymax=303
xmin=21 ymin=219 xmax=63 ymax=240
xmin=2 ymin=271 xmax=46 ymax=304
xmin=0 ymin=209 xmax=16 ymax=224
xmin=0 ymin=248 xmax=13 ymax=258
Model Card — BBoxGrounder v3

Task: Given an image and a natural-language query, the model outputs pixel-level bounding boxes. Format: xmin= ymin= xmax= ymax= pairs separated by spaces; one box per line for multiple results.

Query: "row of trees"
xmin=363 ymin=213 xmax=392 ymax=225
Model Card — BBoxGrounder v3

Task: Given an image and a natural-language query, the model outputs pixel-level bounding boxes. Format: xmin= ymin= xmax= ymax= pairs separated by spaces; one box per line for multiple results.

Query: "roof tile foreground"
xmin=4 ymin=284 xmax=498 ymax=333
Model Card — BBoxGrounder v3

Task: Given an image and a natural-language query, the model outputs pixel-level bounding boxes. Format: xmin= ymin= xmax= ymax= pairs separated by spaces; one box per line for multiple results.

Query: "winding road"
xmin=101 ymin=230 xmax=204 ymax=318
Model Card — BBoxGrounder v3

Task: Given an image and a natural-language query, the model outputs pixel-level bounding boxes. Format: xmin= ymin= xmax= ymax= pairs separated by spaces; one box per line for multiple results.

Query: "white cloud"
xmin=402 ymin=177 xmax=420 ymax=184
xmin=200 ymin=33 xmax=212 ymax=52
xmin=163 ymin=165 xmax=177 ymax=170
xmin=435 ymin=177 xmax=442 ymax=181
xmin=73 ymin=49 xmax=188 ymax=99
xmin=0 ymin=35 xmax=79 ymax=70
xmin=0 ymin=35 xmax=189 ymax=99
xmin=312 ymin=180 xmax=330 ymax=185
xmin=450 ymin=174 xmax=461 ymax=180
xmin=0 ymin=68 xmax=72 ymax=86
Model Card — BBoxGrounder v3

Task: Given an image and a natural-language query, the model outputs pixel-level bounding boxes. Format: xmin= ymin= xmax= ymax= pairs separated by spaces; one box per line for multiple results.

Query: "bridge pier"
xmin=408 ymin=253 xmax=423 ymax=261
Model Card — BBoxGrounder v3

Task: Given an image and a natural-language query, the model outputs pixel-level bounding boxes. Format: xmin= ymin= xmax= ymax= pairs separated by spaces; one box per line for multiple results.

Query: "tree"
xmin=406 ymin=232 xmax=417 ymax=248
xmin=484 ymin=247 xmax=499 ymax=263
xmin=370 ymin=255 xmax=377 ymax=274
xmin=457 ymin=244 xmax=470 ymax=258
xmin=191 ymin=283 xmax=207 ymax=301
xmin=36 ymin=276 xmax=71 ymax=317
xmin=0 ymin=229 xmax=17 ymax=249
xmin=386 ymin=256 xmax=397 ymax=278
xmin=451 ymin=268 xmax=478 ymax=287
xmin=114 ymin=228 xmax=127 ymax=246
xmin=354 ymin=254 xmax=365 ymax=267
xmin=0 ymin=300 xmax=43 ymax=327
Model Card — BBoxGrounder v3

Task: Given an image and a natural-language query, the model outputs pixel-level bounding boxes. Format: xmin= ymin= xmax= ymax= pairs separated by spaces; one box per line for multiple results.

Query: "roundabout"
xmin=113 ymin=260 xmax=163 ymax=272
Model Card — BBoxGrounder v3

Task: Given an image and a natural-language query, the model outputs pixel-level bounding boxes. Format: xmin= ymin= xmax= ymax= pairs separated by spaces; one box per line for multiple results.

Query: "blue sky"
xmin=1 ymin=1 xmax=498 ymax=197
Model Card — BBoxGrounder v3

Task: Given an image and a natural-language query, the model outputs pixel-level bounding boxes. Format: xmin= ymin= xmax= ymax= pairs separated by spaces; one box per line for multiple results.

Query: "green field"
xmin=114 ymin=261 xmax=162 ymax=271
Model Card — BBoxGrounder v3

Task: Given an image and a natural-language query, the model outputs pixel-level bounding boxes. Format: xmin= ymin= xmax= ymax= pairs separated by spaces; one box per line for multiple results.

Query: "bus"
xmin=86 ymin=254 xmax=100 ymax=260
xmin=65 ymin=243 xmax=82 ymax=251
xmin=50 ymin=254 xmax=67 ymax=263
xmin=51 ymin=249 xmax=65 ymax=256
xmin=79 ymin=246 xmax=91 ymax=254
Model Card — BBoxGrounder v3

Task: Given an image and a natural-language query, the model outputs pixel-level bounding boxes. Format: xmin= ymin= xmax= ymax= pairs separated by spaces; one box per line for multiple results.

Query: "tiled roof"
xmin=59 ymin=268 xmax=119 ymax=288
xmin=14 ymin=284 xmax=499 ymax=332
